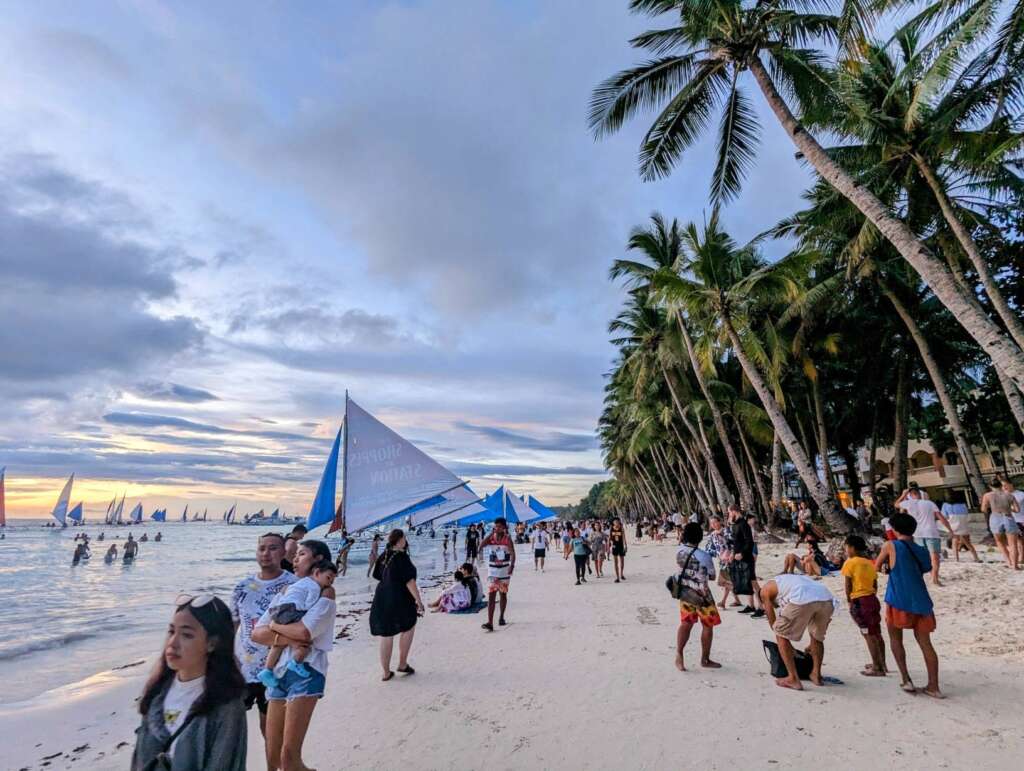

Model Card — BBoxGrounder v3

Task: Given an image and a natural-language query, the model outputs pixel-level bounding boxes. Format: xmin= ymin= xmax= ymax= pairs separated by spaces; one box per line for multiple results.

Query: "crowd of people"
xmin=130 ymin=478 xmax=1022 ymax=769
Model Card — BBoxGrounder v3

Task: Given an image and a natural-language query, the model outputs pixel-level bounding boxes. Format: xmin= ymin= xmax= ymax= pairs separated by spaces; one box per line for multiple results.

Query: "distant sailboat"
xmin=0 ymin=467 xmax=6 ymax=528
xmin=201 ymin=509 xmax=208 ymax=521
xmin=129 ymin=502 xmax=143 ymax=524
xmin=103 ymin=496 xmax=115 ymax=524
xmin=67 ymin=502 xmax=84 ymax=524
xmin=51 ymin=474 xmax=74 ymax=527
xmin=181 ymin=504 xmax=189 ymax=523
xmin=111 ymin=494 xmax=126 ymax=525
xmin=151 ymin=508 xmax=166 ymax=522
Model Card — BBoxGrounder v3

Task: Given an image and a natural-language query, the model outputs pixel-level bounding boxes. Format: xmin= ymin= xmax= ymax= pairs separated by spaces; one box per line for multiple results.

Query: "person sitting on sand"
xmin=760 ymin=573 xmax=838 ymax=691
xmin=460 ymin=561 xmax=483 ymax=604
xmin=874 ymin=512 xmax=943 ymax=698
xmin=428 ymin=569 xmax=473 ymax=613
xmin=782 ymin=540 xmax=834 ymax=577
xmin=841 ymin=535 xmax=887 ymax=677
xmin=674 ymin=523 xmax=721 ymax=672
xmin=256 ymin=560 xmax=337 ymax=689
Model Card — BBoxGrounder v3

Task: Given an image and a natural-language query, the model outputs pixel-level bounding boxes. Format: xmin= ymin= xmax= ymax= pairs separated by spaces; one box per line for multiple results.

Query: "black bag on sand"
xmin=763 ymin=639 xmax=814 ymax=680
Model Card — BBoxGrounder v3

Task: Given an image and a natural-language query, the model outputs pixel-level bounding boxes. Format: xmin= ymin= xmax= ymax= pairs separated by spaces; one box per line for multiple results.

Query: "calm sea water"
xmin=0 ymin=520 xmax=456 ymax=705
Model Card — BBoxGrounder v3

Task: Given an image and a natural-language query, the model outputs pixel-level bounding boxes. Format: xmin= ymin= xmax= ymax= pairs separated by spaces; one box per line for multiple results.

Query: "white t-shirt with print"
xmin=231 ymin=571 xmax=297 ymax=683
xmin=163 ymin=675 xmax=204 ymax=753
xmin=531 ymin=530 xmax=549 ymax=549
xmin=899 ymin=498 xmax=941 ymax=539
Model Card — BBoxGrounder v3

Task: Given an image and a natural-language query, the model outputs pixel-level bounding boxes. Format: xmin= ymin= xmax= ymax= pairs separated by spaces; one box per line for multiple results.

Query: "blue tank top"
xmin=884 ymin=539 xmax=933 ymax=615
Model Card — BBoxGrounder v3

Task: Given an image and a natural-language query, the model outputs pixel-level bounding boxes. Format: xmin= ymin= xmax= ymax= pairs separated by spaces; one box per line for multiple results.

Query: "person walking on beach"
xmin=674 ymin=523 xmax=721 ymax=672
xmin=704 ymin=516 xmax=737 ymax=609
xmin=609 ymin=518 xmax=628 ymax=582
xmin=531 ymin=521 xmax=549 ymax=572
xmin=728 ymin=507 xmax=761 ymax=616
xmin=465 ymin=524 xmax=479 ymax=563
xmin=760 ymin=574 xmax=838 ymax=691
xmin=590 ymin=522 xmax=608 ymax=578
xmin=369 ymin=529 xmax=424 ymax=680
xmin=231 ymin=532 xmax=296 ymax=736
xmin=480 ymin=518 xmax=515 ymax=631
xmin=571 ymin=528 xmax=589 ymax=585
xmin=251 ymin=539 xmax=336 ymax=771
xmin=981 ymin=479 xmax=1021 ymax=570
xmin=841 ymin=535 xmax=887 ymax=677
xmin=366 ymin=532 xmax=381 ymax=578
xmin=1008 ymin=479 xmax=1024 ymax=565
xmin=132 ymin=594 xmax=246 ymax=771
xmin=335 ymin=530 xmax=355 ymax=576
xmin=897 ymin=486 xmax=954 ymax=583
xmin=875 ymin=513 xmax=943 ymax=697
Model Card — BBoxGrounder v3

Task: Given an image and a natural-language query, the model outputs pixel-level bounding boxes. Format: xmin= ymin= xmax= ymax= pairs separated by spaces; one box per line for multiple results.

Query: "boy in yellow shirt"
xmin=841 ymin=535 xmax=887 ymax=676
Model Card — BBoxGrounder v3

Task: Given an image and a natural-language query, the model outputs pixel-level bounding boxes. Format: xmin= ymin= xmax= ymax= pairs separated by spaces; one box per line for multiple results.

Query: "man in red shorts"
xmin=480 ymin=518 xmax=516 ymax=632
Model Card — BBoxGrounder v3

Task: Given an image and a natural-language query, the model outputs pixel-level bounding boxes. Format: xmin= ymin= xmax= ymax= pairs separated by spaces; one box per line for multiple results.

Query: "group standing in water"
xmin=70 ymin=530 xmax=160 ymax=565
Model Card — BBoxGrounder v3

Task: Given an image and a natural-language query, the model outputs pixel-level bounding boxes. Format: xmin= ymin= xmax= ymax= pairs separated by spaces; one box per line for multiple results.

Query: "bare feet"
xmin=809 ymin=675 xmax=824 ymax=686
xmin=900 ymin=680 xmax=918 ymax=694
xmin=675 ymin=653 xmax=686 ymax=672
xmin=701 ymin=659 xmax=721 ymax=669
xmin=776 ymin=677 xmax=803 ymax=691
xmin=923 ymin=687 xmax=946 ymax=699
xmin=861 ymin=667 xmax=886 ymax=677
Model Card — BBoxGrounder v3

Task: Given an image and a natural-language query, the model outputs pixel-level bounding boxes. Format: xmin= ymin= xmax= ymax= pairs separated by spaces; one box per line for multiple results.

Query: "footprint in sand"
xmin=636 ymin=606 xmax=659 ymax=625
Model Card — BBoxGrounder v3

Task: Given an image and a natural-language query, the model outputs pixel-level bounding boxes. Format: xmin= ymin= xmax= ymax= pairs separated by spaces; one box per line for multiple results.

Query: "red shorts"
xmin=849 ymin=595 xmax=881 ymax=636
xmin=885 ymin=605 xmax=936 ymax=633
xmin=487 ymin=578 xmax=510 ymax=594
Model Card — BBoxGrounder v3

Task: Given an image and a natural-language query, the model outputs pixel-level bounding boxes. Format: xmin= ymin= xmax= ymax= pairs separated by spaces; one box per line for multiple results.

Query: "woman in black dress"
xmin=610 ymin=518 xmax=628 ymax=583
xmin=370 ymin=529 xmax=424 ymax=682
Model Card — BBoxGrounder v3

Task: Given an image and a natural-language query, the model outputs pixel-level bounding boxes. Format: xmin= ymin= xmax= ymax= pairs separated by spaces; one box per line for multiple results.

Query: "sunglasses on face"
xmin=175 ymin=593 xmax=217 ymax=609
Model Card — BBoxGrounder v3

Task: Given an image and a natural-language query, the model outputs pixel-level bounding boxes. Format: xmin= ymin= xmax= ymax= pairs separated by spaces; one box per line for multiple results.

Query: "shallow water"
xmin=0 ymin=521 xmax=457 ymax=704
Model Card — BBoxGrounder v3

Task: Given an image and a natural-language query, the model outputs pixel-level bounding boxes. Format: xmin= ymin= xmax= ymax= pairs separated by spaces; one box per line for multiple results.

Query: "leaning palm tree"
xmin=590 ymin=0 xmax=1024 ymax=388
xmin=654 ymin=212 xmax=850 ymax=532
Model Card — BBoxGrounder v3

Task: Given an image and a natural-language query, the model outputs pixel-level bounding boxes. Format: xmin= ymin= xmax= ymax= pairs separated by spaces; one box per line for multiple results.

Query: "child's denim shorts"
xmin=266 ymin=666 xmax=325 ymax=701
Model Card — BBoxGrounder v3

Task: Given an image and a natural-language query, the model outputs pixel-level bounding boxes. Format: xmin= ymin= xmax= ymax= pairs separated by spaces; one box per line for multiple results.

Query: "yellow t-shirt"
xmin=840 ymin=556 xmax=877 ymax=600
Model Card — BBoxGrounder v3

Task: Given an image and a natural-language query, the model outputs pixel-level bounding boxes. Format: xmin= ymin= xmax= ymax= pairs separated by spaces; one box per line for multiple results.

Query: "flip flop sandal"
xmin=382 ymin=671 xmax=395 ymax=682
xmin=397 ymin=665 xmax=415 ymax=675
xmin=481 ymin=623 xmax=493 ymax=632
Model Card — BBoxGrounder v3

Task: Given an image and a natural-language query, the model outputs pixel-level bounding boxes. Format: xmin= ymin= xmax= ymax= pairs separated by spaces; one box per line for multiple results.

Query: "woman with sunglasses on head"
xmin=251 ymin=540 xmax=336 ymax=771
xmin=131 ymin=594 xmax=246 ymax=771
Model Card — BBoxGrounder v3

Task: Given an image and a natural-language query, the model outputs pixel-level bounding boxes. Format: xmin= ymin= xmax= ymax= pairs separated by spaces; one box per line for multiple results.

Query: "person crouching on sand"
xmin=760 ymin=573 xmax=838 ymax=691
xmin=674 ymin=523 xmax=721 ymax=672
xmin=875 ymin=512 xmax=943 ymax=698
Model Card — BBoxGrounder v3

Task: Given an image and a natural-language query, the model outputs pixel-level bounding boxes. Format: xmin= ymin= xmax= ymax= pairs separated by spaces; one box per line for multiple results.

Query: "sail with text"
xmin=67 ymin=502 xmax=84 ymax=523
xmin=527 ymin=495 xmax=559 ymax=522
xmin=51 ymin=474 xmax=74 ymax=527
xmin=0 ymin=467 xmax=6 ymax=527
xmin=326 ymin=397 xmax=474 ymax=535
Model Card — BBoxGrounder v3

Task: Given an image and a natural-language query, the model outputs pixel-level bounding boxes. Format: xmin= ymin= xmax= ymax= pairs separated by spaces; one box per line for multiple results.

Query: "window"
xmin=944 ymin=452 xmax=960 ymax=466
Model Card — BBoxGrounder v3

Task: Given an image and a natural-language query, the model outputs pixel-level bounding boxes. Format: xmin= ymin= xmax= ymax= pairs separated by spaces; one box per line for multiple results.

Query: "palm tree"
xmin=654 ymin=213 xmax=850 ymax=531
xmin=590 ymin=0 xmax=1024 ymax=388
xmin=613 ymin=213 xmax=756 ymax=512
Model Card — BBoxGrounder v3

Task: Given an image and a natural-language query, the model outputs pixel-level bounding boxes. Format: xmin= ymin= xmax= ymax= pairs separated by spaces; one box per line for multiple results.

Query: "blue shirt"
xmin=884 ymin=539 xmax=933 ymax=615
xmin=571 ymin=537 xmax=588 ymax=556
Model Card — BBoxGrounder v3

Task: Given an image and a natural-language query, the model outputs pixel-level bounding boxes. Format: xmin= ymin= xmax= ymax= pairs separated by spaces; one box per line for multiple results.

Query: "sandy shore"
xmin=5 ymin=536 xmax=1023 ymax=770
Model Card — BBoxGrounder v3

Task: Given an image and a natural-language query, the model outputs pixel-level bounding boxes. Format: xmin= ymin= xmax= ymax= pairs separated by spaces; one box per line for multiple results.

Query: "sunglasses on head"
xmin=175 ymin=593 xmax=217 ymax=609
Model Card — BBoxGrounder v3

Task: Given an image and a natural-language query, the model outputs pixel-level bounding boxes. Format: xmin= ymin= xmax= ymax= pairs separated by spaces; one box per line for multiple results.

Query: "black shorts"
xmin=534 ymin=548 xmax=546 ymax=558
xmin=612 ymin=545 xmax=626 ymax=557
xmin=243 ymin=682 xmax=268 ymax=714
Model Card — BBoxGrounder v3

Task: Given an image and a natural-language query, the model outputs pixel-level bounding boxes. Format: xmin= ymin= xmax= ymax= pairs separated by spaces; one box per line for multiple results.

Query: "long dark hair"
xmin=139 ymin=596 xmax=244 ymax=716
xmin=373 ymin=529 xmax=405 ymax=575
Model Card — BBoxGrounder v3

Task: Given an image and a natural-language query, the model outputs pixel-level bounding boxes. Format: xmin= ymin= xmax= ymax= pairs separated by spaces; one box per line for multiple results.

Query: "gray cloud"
xmin=102 ymin=411 xmax=321 ymax=445
xmin=133 ymin=382 xmax=220 ymax=403
xmin=32 ymin=29 xmax=132 ymax=82
xmin=455 ymin=422 xmax=597 ymax=452
xmin=449 ymin=462 xmax=605 ymax=477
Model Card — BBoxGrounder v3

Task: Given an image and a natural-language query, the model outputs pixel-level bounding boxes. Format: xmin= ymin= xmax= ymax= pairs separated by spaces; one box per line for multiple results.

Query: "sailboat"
xmin=51 ymin=474 xmax=74 ymax=528
xmin=527 ymin=495 xmax=558 ymax=522
xmin=201 ymin=509 xmax=208 ymax=521
xmin=109 ymin=494 xmax=126 ymax=525
xmin=305 ymin=395 xmax=482 ymax=534
xmin=181 ymin=504 xmax=189 ymax=523
xmin=151 ymin=508 xmax=166 ymax=522
xmin=102 ymin=496 xmax=115 ymax=524
xmin=129 ymin=502 xmax=143 ymax=524
xmin=0 ymin=467 xmax=6 ymax=528
xmin=67 ymin=502 xmax=84 ymax=524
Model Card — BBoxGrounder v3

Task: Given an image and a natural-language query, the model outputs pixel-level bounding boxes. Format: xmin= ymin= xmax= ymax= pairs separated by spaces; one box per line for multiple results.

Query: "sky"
xmin=0 ymin=0 xmax=810 ymax=518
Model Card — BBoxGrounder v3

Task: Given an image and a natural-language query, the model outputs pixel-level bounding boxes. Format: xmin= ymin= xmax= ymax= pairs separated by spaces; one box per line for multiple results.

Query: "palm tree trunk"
xmin=669 ymin=421 xmax=715 ymax=511
xmin=913 ymin=155 xmax=1024 ymax=350
xmin=748 ymin=56 xmax=1024 ymax=390
xmin=676 ymin=313 xmax=755 ymax=512
xmin=661 ymin=362 xmax=733 ymax=509
xmin=721 ymin=315 xmax=847 ymax=532
xmin=893 ymin=354 xmax=910 ymax=493
xmin=868 ymin=405 xmax=879 ymax=490
xmin=883 ymin=287 xmax=989 ymax=503
xmin=771 ymin=433 xmax=783 ymax=505
xmin=808 ymin=374 xmax=839 ymax=494
xmin=737 ymin=425 xmax=771 ymax=519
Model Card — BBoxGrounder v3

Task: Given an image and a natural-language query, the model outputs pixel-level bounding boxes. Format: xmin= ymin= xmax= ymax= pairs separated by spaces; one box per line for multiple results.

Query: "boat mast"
xmin=340 ymin=391 xmax=349 ymax=533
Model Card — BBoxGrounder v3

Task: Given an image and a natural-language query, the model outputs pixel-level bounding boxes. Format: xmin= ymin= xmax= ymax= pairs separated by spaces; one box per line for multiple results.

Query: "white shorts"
xmin=948 ymin=515 xmax=971 ymax=536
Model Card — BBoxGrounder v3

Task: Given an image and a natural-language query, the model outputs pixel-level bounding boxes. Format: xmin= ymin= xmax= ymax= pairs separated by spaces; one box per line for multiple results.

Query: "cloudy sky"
xmin=0 ymin=0 xmax=809 ymax=518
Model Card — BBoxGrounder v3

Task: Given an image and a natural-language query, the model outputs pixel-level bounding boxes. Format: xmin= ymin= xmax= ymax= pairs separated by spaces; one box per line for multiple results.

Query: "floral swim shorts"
xmin=679 ymin=600 xmax=722 ymax=628
xmin=488 ymin=578 xmax=510 ymax=594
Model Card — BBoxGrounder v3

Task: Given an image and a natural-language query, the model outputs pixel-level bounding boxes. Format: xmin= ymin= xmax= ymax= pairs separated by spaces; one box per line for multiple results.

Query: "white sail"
xmin=410 ymin=484 xmax=486 ymax=528
xmin=504 ymin=489 xmax=536 ymax=524
xmin=342 ymin=398 xmax=469 ymax=533
xmin=51 ymin=474 xmax=74 ymax=526
xmin=113 ymin=494 xmax=125 ymax=524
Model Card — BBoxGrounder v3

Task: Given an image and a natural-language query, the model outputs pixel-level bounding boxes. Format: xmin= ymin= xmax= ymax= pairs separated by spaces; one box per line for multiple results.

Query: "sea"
xmin=0 ymin=520 xmax=457 ymax=706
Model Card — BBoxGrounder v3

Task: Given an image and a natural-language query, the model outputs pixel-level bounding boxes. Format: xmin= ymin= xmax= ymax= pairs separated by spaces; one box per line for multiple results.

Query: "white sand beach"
xmin=5 ymin=536 xmax=1023 ymax=771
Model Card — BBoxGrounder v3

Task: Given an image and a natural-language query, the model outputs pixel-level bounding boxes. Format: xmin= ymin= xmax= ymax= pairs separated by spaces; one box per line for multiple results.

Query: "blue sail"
xmin=527 ymin=495 xmax=558 ymax=522
xmin=67 ymin=502 xmax=84 ymax=523
xmin=306 ymin=428 xmax=341 ymax=531
xmin=151 ymin=508 xmax=166 ymax=522
xmin=452 ymin=485 xmax=506 ymax=526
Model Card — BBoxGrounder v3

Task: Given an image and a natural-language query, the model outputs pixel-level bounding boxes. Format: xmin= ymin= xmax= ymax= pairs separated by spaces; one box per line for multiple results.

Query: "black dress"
xmin=369 ymin=549 xmax=418 ymax=637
